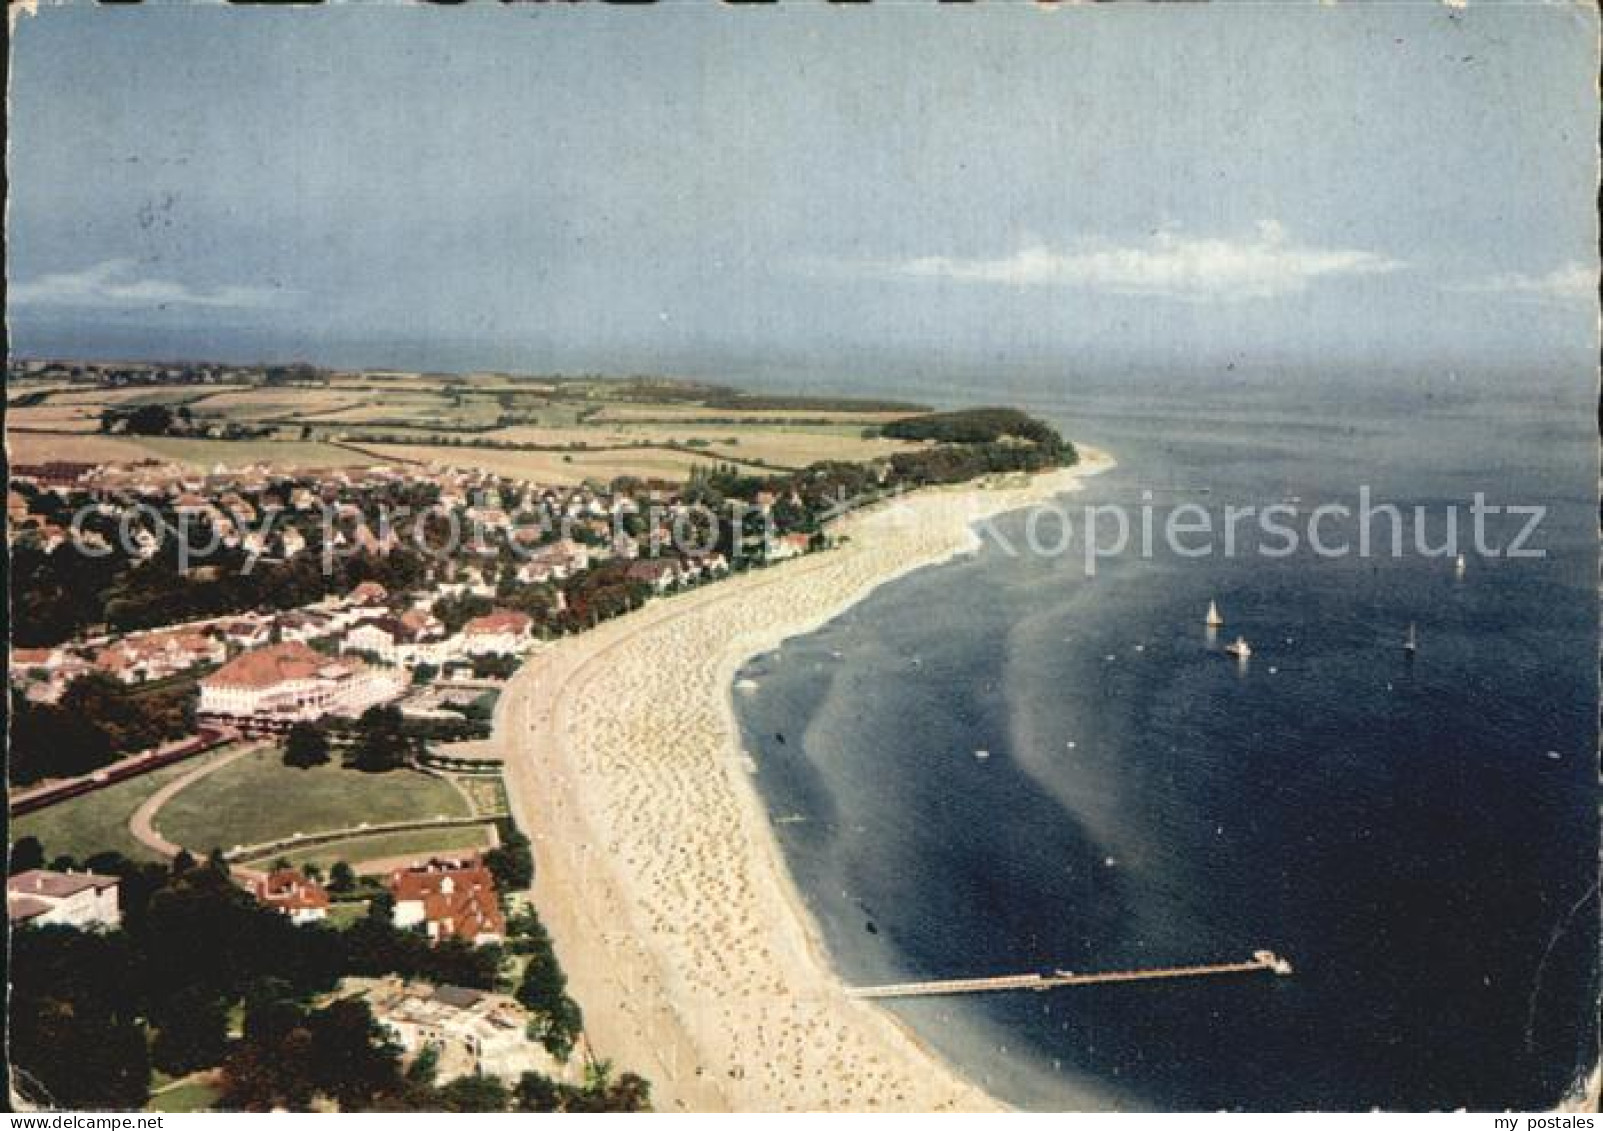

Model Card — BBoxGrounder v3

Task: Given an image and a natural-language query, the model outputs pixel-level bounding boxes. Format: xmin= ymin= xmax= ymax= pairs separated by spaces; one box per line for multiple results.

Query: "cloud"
xmin=817 ymin=221 xmax=1405 ymax=302
xmin=9 ymin=259 xmax=288 ymax=310
xmin=1452 ymin=262 xmax=1597 ymax=304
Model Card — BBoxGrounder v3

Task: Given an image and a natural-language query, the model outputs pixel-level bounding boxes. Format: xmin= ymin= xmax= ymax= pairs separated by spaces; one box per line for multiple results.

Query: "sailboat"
xmin=1224 ymin=636 xmax=1252 ymax=659
xmin=1205 ymin=600 xmax=1224 ymax=628
xmin=1454 ymin=553 xmax=1467 ymax=577
xmin=1404 ymin=622 xmax=1418 ymax=656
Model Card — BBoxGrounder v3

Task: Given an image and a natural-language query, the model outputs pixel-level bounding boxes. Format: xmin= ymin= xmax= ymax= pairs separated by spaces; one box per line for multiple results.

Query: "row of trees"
xmin=9 ymin=673 xmax=194 ymax=784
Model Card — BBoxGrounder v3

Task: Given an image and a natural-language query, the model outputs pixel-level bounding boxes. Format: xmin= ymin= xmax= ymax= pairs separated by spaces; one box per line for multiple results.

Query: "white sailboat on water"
xmin=1404 ymin=622 xmax=1418 ymax=656
xmin=1206 ymin=600 xmax=1224 ymax=628
xmin=1224 ymin=635 xmax=1252 ymax=659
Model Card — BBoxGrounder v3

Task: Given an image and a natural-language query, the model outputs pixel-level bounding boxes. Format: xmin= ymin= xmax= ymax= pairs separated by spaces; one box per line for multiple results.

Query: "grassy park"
xmin=10 ymin=745 xmax=243 ymax=863
xmin=154 ymin=745 xmax=469 ymax=857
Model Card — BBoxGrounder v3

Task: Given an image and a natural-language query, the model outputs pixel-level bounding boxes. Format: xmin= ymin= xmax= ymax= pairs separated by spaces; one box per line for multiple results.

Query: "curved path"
xmin=127 ymin=742 xmax=263 ymax=862
xmin=130 ymin=744 xmax=499 ymax=874
xmin=229 ymin=815 xmax=498 ymax=867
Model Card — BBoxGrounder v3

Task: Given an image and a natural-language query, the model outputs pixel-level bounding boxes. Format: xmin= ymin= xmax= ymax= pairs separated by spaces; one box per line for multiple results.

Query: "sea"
xmin=729 ymin=368 xmax=1599 ymax=1111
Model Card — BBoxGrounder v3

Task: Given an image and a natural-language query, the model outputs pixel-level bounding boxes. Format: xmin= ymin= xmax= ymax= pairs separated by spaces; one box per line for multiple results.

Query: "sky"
xmin=6 ymin=2 xmax=1599 ymax=384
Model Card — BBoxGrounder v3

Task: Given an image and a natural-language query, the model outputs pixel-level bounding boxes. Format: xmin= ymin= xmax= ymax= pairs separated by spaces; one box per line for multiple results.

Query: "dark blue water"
xmin=734 ymin=376 xmax=1599 ymax=1110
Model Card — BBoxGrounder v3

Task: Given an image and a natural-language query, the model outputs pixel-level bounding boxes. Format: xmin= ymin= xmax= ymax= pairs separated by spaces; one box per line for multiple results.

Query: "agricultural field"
xmin=603 ymin=423 xmax=922 ymax=466
xmin=352 ymin=441 xmax=775 ymax=485
xmin=153 ymin=745 xmax=469 ymax=856
xmin=6 ymin=430 xmax=166 ymax=465
xmin=587 ymin=401 xmax=918 ymax=425
xmin=182 ymin=387 xmax=365 ymax=419
xmin=5 ymin=370 xmax=932 ymax=481
xmin=10 ymin=745 xmax=244 ymax=863
xmin=6 ymin=403 xmax=107 ymax=432
xmin=133 ymin=437 xmax=367 ymax=469
xmin=43 ymin=385 xmax=249 ymax=407
xmin=6 ymin=382 xmax=82 ymax=404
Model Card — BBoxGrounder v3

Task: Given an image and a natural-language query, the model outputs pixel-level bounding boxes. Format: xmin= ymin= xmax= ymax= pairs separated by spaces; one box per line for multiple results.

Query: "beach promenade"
xmin=493 ymin=452 xmax=1111 ymax=1111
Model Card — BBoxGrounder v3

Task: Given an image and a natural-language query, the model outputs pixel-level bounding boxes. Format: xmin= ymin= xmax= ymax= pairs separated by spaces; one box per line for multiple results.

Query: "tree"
xmin=207 ymin=847 xmax=233 ymax=878
xmin=151 ymin=986 xmax=230 ymax=1075
xmin=436 ymin=1074 xmax=511 ymax=1112
xmin=347 ymin=706 xmax=412 ymax=773
xmin=10 ymin=926 xmax=150 ymax=1110
xmin=328 ymin=861 xmax=356 ymax=893
xmin=403 ymin=1043 xmax=440 ymax=1087
xmin=306 ymin=999 xmax=404 ymax=1110
xmin=10 ymin=836 xmax=45 ymax=874
xmin=283 ymin=722 xmax=331 ymax=769
xmin=483 ymin=827 xmax=534 ymax=892
xmin=515 ymin=1070 xmax=563 ymax=1112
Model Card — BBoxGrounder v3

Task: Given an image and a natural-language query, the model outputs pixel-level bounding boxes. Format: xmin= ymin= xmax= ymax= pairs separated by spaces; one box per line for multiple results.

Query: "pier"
xmin=846 ymin=950 xmax=1293 ymax=1000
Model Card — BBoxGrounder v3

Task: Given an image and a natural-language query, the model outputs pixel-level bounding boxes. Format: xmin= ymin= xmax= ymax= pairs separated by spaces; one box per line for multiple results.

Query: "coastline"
xmin=495 ymin=448 xmax=1114 ymax=1111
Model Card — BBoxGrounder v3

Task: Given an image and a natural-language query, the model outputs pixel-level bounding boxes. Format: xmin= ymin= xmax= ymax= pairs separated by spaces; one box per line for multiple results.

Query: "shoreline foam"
xmin=495 ymin=448 xmax=1113 ymax=1111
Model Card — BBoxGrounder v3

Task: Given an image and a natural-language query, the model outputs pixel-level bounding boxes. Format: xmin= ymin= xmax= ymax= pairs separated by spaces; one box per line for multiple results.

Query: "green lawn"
xmin=266 ymin=825 xmax=493 ymax=871
xmin=326 ymin=901 xmax=370 ymax=927
xmin=10 ymin=746 xmax=242 ymax=863
xmin=155 ymin=746 xmax=469 ymax=857
xmin=148 ymin=1078 xmax=221 ymax=1113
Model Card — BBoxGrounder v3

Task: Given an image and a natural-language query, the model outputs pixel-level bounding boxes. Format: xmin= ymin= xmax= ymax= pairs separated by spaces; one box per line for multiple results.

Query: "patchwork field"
xmin=184 ymin=387 xmax=366 ymax=419
xmin=352 ymin=441 xmax=773 ymax=485
xmin=5 ymin=371 xmax=931 ymax=482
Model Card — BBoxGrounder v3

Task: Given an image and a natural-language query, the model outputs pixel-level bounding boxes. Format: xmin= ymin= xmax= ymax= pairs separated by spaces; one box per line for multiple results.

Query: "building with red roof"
xmin=388 ymin=858 xmax=505 ymax=946
xmin=198 ymin=641 xmax=402 ymax=730
xmin=252 ymin=868 xmax=332 ymax=925
xmin=460 ymin=609 xmax=532 ymax=657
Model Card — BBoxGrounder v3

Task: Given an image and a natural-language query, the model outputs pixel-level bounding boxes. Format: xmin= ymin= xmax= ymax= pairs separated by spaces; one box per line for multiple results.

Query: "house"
xmin=347 ymin=581 xmax=390 ymax=608
xmin=682 ymin=551 xmax=730 ymax=583
xmin=252 ymin=868 xmax=331 ymax=925
xmin=625 ymin=558 xmax=681 ymax=594
xmin=92 ymin=630 xmax=227 ymax=685
xmin=460 ymin=610 xmax=532 ymax=657
xmin=217 ymin=616 xmax=273 ymax=651
xmin=8 ymin=870 xmax=121 ymax=930
xmin=520 ymin=538 xmax=590 ymax=580
xmin=10 ymin=646 xmax=64 ymax=675
xmin=350 ymin=976 xmax=574 ymax=1084
xmin=198 ymin=642 xmax=403 ymax=729
xmin=766 ymin=532 xmax=814 ymax=561
xmin=388 ymin=858 xmax=505 ymax=945
xmin=343 ymin=610 xmax=449 ymax=667
xmin=275 ymin=609 xmax=340 ymax=644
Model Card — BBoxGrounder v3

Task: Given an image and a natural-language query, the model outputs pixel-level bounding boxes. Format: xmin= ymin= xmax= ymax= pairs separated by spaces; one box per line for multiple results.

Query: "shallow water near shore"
xmin=734 ymin=376 xmax=1599 ymax=1111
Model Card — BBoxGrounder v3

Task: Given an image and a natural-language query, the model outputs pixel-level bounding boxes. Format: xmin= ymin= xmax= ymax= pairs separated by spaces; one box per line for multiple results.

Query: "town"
xmin=8 ymin=367 xmax=1074 ymax=1112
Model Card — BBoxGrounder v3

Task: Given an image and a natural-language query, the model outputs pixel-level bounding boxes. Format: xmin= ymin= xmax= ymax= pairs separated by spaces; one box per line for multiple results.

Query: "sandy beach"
xmin=494 ymin=449 xmax=1113 ymax=1111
